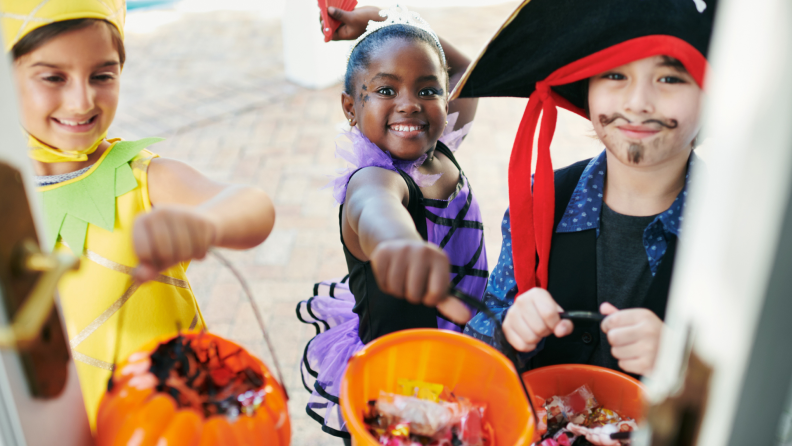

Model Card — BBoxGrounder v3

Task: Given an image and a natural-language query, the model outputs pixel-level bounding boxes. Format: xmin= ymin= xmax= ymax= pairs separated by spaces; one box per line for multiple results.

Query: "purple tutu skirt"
xmin=297 ymin=277 xmax=362 ymax=437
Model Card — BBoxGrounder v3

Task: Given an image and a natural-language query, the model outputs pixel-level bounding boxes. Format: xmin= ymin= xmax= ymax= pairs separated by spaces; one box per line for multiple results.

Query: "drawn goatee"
xmin=628 ymin=143 xmax=644 ymax=164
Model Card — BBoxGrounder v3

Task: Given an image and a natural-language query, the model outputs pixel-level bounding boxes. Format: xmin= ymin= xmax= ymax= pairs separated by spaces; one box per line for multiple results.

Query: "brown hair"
xmin=12 ymin=19 xmax=125 ymax=65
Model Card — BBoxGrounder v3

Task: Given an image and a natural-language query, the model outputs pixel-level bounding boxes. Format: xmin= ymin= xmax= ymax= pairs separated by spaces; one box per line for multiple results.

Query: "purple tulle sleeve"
xmin=328 ymin=113 xmax=473 ymax=204
xmin=438 ymin=112 xmax=474 ymax=152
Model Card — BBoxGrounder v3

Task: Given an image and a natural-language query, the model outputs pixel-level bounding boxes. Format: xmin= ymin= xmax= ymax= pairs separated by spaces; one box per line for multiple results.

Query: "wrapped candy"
xmin=531 ymin=385 xmax=638 ymax=446
xmin=587 ymin=407 xmax=621 ymax=428
xmin=561 ymin=385 xmax=599 ymax=424
xmin=615 ymin=419 xmax=638 ymax=432
xmin=546 ymin=396 xmax=566 ymax=424
xmin=398 ymin=379 xmax=444 ymax=402
xmin=365 ymin=390 xmax=492 ymax=445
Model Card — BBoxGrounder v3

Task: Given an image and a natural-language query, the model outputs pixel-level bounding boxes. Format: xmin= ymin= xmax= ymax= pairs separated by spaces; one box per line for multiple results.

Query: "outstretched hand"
xmin=132 ymin=206 xmax=216 ymax=283
xmin=322 ymin=6 xmax=383 ymax=41
xmin=370 ymin=239 xmax=471 ymax=324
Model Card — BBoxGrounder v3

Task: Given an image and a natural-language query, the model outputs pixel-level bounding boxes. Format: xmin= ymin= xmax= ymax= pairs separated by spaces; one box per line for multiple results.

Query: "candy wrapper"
xmin=365 ymin=386 xmax=492 ymax=446
xmin=531 ymin=385 xmax=637 ymax=446
xmin=586 ymin=408 xmax=620 ymax=428
xmin=561 ymin=385 xmax=599 ymax=424
xmin=546 ymin=396 xmax=566 ymax=424
xmin=370 ymin=392 xmax=456 ymax=437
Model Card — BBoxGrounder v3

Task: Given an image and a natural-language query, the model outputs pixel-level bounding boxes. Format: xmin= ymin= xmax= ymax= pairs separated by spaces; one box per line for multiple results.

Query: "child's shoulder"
xmin=130 ymin=148 xmax=159 ymax=171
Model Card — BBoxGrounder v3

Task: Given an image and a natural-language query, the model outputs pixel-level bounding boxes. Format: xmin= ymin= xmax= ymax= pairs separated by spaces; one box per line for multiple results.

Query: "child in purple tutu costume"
xmin=295 ymin=4 xmax=487 ymax=440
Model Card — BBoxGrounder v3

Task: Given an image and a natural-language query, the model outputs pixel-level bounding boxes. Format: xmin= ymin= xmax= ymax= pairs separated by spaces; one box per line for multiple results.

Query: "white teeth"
xmin=391 ymin=125 xmax=423 ymax=132
xmin=57 ymin=117 xmax=92 ymax=126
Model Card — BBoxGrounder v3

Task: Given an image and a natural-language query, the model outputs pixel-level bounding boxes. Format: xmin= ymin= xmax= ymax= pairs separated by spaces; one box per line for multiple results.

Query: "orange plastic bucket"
xmin=340 ymin=328 xmax=535 ymax=446
xmin=96 ymin=331 xmax=291 ymax=446
xmin=522 ymin=364 xmax=646 ymax=420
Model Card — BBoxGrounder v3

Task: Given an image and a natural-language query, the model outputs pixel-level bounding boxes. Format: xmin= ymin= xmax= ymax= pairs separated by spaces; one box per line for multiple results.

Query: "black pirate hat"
xmin=450 ymin=0 xmax=717 ymax=294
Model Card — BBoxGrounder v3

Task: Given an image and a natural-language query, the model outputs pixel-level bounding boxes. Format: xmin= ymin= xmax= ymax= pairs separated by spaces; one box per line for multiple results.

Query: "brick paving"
xmin=110 ymin=3 xmax=603 ymax=444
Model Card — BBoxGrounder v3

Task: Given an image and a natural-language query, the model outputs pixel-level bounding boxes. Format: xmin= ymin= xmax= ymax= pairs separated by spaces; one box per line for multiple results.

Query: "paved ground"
xmin=110 ymin=3 xmax=602 ymax=444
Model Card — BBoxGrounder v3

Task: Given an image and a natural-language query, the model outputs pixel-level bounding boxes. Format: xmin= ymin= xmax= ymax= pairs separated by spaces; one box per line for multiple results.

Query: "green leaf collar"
xmin=39 ymin=138 xmax=164 ymax=254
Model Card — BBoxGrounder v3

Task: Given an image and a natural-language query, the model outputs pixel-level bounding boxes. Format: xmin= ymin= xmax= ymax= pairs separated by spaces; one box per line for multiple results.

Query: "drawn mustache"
xmin=598 ymin=113 xmax=679 ymax=129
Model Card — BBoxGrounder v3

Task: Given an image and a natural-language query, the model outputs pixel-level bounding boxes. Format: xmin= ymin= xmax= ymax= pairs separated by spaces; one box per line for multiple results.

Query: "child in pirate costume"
xmin=295 ymin=5 xmax=485 ymax=441
xmin=452 ymin=0 xmax=718 ymax=379
xmin=1 ymin=0 xmax=275 ymax=427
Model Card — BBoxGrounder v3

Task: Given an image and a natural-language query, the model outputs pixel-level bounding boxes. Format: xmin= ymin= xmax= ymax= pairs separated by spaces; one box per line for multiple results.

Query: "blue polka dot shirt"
xmin=464 ymin=150 xmax=694 ymax=350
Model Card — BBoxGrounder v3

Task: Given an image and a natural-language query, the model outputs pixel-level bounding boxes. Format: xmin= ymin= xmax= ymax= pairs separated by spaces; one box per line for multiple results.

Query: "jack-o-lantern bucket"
xmin=96 ymin=331 xmax=290 ymax=446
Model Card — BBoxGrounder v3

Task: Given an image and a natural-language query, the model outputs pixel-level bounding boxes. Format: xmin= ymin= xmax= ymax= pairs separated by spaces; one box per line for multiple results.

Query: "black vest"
xmin=527 ymin=159 xmax=677 ymax=371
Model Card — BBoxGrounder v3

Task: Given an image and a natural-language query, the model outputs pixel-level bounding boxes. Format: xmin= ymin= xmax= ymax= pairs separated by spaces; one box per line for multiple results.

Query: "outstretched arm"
xmin=345 ymin=167 xmax=470 ymax=322
xmin=326 ymin=6 xmax=477 ymax=130
xmin=132 ymin=158 xmax=275 ymax=281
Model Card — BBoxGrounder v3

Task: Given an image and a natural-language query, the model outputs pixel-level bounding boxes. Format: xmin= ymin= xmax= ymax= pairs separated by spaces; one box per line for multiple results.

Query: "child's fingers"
xmin=423 ymin=253 xmax=449 ymax=306
xmin=553 ymin=319 xmax=574 ymax=338
xmin=385 ymin=249 xmax=409 ymax=301
xmin=506 ymin=306 xmax=543 ymax=347
xmin=404 ymin=257 xmax=430 ymax=304
xmin=167 ymin=218 xmax=193 ymax=264
xmin=532 ymin=292 xmax=563 ymax=333
xmin=327 ymin=6 xmax=344 ymax=21
xmin=610 ymin=341 xmax=644 ymax=361
xmin=601 ymin=307 xmax=644 ymax=332
xmin=423 ymin=266 xmax=447 ymax=307
xmin=148 ymin=217 xmax=174 ymax=269
xmin=522 ymin=302 xmax=555 ymax=340
xmin=436 ymin=298 xmax=471 ymax=324
xmin=132 ymin=218 xmax=154 ymax=266
xmin=132 ymin=263 xmax=159 ymax=283
xmin=502 ymin=318 xmax=538 ymax=352
xmin=618 ymin=357 xmax=652 ymax=376
xmin=600 ymin=302 xmax=619 ymax=316
xmin=605 ymin=325 xmax=638 ymax=347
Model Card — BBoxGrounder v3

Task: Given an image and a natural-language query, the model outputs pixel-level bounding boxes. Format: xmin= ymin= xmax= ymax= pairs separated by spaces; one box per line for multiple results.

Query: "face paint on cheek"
xmin=628 ymin=143 xmax=644 ymax=164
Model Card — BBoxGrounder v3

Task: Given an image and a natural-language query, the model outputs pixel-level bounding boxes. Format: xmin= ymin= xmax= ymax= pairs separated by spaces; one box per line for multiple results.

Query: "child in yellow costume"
xmin=1 ymin=0 xmax=276 ymax=428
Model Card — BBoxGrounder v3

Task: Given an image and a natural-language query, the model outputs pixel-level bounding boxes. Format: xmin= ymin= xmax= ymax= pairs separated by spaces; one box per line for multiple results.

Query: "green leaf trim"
xmin=39 ymin=137 xmax=164 ymax=254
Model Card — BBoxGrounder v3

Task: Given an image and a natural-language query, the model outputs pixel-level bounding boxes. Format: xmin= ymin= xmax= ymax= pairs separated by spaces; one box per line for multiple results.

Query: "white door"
xmin=0 ymin=42 xmax=93 ymax=446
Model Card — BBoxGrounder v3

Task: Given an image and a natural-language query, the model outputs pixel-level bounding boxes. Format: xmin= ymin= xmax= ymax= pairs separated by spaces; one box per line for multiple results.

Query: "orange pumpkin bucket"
xmin=96 ymin=331 xmax=290 ymax=446
xmin=95 ymin=251 xmax=290 ymax=446
xmin=521 ymin=364 xmax=646 ymax=422
xmin=340 ymin=328 xmax=536 ymax=446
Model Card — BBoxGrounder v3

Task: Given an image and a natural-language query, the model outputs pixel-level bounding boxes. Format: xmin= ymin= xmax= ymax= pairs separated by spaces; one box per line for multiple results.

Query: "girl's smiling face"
xmin=14 ymin=21 xmax=121 ymax=152
xmin=342 ymin=38 xmax=448 ymax=161
xmin=588 ymin=55 xmax=703 ymax=167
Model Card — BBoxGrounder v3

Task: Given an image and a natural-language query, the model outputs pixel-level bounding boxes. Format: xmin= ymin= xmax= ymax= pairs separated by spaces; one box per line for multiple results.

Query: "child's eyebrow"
xmin=416 ymin=75 xmax=440 ymax=83
xmin=29 ymin=60 xmax=119 ymax=69
xmin=95 ymin=60 xmax=120 ymax=68
xmin=371 ymin=73 xmax=401 ymax=82
xmin=30 ymin=62 xmax=61 ymax=68
xmin=657 ymin=56 xmax=689 ymax=73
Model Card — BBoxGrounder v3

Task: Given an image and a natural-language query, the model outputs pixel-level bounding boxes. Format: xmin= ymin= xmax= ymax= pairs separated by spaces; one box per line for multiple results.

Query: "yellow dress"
xmin=38 ymin=139 xmax=205 ymax=429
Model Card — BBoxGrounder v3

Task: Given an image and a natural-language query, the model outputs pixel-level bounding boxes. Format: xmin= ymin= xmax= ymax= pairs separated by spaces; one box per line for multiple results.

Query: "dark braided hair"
xmin=344 ymin=24 xmax=449 ymax=95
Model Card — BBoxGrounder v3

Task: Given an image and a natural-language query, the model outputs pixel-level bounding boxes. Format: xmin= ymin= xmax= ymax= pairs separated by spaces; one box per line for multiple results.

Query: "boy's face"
xmin=588 ymin=55 xmax=703 ymax=167
xmin=14 ymin=22 xmax=121 ymax=152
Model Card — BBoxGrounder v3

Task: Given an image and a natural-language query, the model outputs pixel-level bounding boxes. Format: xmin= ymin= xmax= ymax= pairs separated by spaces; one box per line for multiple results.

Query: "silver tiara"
xmin=347 ymin=4 xmax=446 ymax=64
